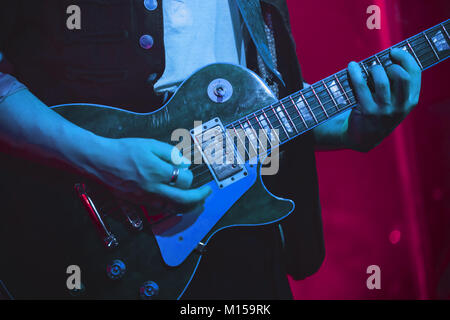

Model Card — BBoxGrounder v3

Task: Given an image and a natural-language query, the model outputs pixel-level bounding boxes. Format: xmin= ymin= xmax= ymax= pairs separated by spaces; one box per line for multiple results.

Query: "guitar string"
xmin=188 ymin=88 xmax=359 ymax=185
xmin=167 ymin=28 xmax=444 ymax=184
xmin=186 ymin=34 xmax=438 ymax=170
xmin=189 ymin=35 xmax=442 ymax=183
xmin=188 ymin=38 xmax=444 ymax=185
xmin=187 ymin=34 xmax=440 ymax=170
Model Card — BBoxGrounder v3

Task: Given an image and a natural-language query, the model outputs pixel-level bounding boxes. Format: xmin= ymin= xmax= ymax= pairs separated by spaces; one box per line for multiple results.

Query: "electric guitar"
xmin=0 ymin=20 xmax=448 ymax=299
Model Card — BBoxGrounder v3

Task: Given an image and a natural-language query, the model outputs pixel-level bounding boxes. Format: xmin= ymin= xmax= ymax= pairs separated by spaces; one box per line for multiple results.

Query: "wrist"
xmin=74 ymin=134 xmax=115 ymax=180
xmin=345 ymin=111 xmax=381 ymax=152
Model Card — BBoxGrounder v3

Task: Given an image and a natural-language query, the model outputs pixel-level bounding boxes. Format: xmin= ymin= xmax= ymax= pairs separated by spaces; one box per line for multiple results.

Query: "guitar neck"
xmin=226 ymin=19 xmax=450 ymax=152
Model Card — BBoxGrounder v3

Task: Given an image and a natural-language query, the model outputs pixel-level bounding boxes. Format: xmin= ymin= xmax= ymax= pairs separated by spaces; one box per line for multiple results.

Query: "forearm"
xmin=0 ymin=88 xmax=106 ymax=177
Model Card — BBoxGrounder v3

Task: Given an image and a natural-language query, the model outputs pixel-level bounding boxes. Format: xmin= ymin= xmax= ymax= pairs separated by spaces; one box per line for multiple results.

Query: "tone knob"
xmin=139 ymin=281 xmax=159 ymax=299
xmin=106 ymin=259 xmax=126 ymax=280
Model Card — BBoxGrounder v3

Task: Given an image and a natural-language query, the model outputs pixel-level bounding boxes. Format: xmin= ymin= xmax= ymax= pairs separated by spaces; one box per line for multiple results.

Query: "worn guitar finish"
xmin=1 ymin=19 xmax=448 ymax=299
xmin=0 ymin=63 xmax=294 ymax=299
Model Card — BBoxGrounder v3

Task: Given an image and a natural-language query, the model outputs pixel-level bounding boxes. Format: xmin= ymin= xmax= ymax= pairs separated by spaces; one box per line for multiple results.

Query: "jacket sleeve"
xmin=259 ymin=0 xmax=326 ymax=280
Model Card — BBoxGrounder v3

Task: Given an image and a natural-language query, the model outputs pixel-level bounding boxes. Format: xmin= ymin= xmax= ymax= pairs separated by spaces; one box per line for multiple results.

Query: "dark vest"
xmin=1 ymin=0 xmax=324 ymax=281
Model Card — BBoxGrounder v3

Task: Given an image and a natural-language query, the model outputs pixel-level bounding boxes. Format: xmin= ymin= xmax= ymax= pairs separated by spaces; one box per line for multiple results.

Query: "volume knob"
xmin=106 ymin=259 xmax=126 ymax=280
xmin=139 ymin=281 xmax=159 ymax=300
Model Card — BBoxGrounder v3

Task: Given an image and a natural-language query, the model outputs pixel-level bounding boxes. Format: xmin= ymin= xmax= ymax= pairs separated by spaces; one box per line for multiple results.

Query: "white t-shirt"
xmin=154 ymin=0 xmax=247 ymax=93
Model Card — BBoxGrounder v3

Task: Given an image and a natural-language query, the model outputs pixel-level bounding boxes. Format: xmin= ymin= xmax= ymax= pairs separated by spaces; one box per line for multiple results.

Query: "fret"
xmin=324 ymin=78 xmax=346 ymax=106
xmin=247 ymin=116 xmax=268 ymax=153
xmin=333 ymin=74 xmax=351 ymax=105
xmin=310 ymin=85 xmax=329 ymax=118
xmin=374 ymin=54 xmax=382 ymax=66
xmin=427 ymin=27 xmax=450 ymax=60
xmin=289 ymin=96 xmax=308 ymax=129
xmin=279 ymin=100 xmax=299 ymax=134
xmin=322 ymin=80 xmax=339 ymax=111
xmin=360 ymin=62 xmax=370 ymax=79
xmin=226 ymin=20 xmax=448 ymax=155
xmin=229 ymin=123 xmax=251 ymax=162
xmin=258 ymin=107 xmax=285 ymax=143
xmin=238 ymin=121 xmax=258 ymax=156
xmin=304 ymin=89 xmax=329 ymax=122
xmin=274 ymin=104 xmax=295 ymax=135
xmin=254 ymin=111 xmax=271 ymax=134
xmin=444 ymin=20 xmax=450 ymax=34
xmin=270 ymin=105 xmax=291 ymax=140
xmin=411 ymin=36 xmax=440 ymax=68
xmin=313 ymin=82 xmax=339 ymax=117
xmin=423 ymin=31 xmax=440 ymax=61
xmin=261 ymin=109 xmax=282 ymax=144
xmin=442 ymin=23 xmax=450 ymax=39
xmin=249 ymin=113 xmax=263 ymax=134
xmin=363 ymin=52 xmax=386 ymax=70
xmin=297 ymin=91 xmax=318 ymax=126
xmin=377 ymin=51 xmax=392 ymax=67
xmin=336 ymin=72 xmax=356 ymax=104
xmin=246 ymin=114 xmax=261 ymax=133
xmin=253 ymin=113 xmax=272 ymax=151
xmin=260 ymin=111 xmax=281 ymax=144
xmin=405 ymin=39 xmax=424 ymax=69
xmin=282 ymin=98 xmax=308 ymax=132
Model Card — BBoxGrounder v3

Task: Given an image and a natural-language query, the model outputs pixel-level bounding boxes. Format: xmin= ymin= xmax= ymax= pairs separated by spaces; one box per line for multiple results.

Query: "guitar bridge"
xmin=191 ymin=118 xmax=248 ymax=188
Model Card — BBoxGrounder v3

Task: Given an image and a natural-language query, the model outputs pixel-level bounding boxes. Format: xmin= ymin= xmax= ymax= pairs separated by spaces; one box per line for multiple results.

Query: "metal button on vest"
xmin=144 ymin=0 xmax=158 ymax=11
xmin=139 ymin=35 xmax=154 ymax=50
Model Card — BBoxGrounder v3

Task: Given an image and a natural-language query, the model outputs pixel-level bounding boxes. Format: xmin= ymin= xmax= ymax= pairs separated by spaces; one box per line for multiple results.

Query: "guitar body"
xmin=0 ymin=63 xmax=294 ymax=299
xmin=2 ymin=18 xmax=447 ymax=299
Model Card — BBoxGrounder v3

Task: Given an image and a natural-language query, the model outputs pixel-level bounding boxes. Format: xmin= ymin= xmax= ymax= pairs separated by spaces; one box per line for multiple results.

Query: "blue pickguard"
xmin=151 ymin=163 xmax=257 ymax=267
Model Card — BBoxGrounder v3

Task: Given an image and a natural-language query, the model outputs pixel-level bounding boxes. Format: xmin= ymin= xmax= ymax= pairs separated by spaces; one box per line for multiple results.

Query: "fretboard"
xmin=226 ymin=19 xmax=450 ymax=155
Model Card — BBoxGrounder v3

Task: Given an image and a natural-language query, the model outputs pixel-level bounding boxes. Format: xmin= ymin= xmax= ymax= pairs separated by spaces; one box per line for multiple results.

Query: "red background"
xmin=286 ymin=0 xmax=450 ymax=299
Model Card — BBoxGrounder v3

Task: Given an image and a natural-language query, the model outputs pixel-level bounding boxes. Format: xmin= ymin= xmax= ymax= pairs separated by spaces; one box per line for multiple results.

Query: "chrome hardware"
xmin=207 ymin=78 xmax=233 ymax=103
xmin=74 ymin=183 xmax=119 ymax=249
xmin=195 ymin=242 xmax=207 ymax=255
xmin=139 ymin=281 xmax=159 ymax=300
xmin=190 ymin=117 xmax=247 ymax=188
xmin=106 ymin=259 xmax=126 ymax=280
xmin=104 ymin=234 xmax=119 ymax=249
xmin=118 ymin=201 xmax=143 ymax=231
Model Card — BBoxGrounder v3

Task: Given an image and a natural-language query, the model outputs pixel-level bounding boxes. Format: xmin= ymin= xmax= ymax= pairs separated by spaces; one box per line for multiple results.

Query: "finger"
xmin=385 ymin=64 xmax=411 ymax=109
xmin=150 ymin=139 xmax=191 ymax=167
xmin=155 ymin=184 xmax=212 ymax=205
xmin=390 ymin=48 xmax=421 ymax=76
xmin=369 ymin=64 xmax=391 ymax=106
xmin=149 ymin=155 xmax=193 ymax=189
xmin=347 ymin=61 xmax=377 ymax=114
xmin=390 ymin=48 xmax=422 ymax=103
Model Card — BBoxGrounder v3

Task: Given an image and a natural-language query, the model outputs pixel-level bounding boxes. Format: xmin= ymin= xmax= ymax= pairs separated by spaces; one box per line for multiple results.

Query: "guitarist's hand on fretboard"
xmin=345 ymin=48 xmax=422 ymax=151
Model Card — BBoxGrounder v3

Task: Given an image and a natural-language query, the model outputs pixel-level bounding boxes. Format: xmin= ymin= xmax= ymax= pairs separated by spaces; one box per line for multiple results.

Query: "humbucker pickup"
xmin=191 ymin=118 xmax=248 ymax=188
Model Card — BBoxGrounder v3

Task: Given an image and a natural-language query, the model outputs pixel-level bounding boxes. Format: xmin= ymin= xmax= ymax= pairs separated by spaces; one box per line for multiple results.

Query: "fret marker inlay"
xmin=431 ymin=30 xmax=450 ymax=52
xmin=295 ymin=97 xmax=315 ymax=123
xmin=275 ymin=106 xmax=294 ymax=133
xmin=329 ymin=80 xmax=347 ymax=105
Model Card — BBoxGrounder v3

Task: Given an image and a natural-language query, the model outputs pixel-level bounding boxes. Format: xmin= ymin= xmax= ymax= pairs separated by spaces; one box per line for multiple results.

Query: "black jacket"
xmin=0 ymin=0 xmax=324 ymax=298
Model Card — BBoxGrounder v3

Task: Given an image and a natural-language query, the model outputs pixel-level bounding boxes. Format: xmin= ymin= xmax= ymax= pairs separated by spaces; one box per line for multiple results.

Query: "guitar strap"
xmin=235 ymin=0 xmax=285 ymax=87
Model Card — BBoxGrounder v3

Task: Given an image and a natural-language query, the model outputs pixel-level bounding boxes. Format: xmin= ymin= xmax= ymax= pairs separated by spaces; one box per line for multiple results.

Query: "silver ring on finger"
xmin=169 ymin=167 xmax=180 ymax=186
